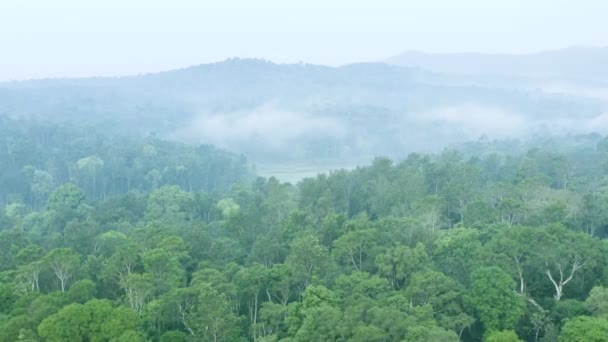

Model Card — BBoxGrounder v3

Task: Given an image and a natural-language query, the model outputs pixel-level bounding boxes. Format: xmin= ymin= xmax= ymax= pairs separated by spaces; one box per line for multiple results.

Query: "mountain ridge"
xmin=0 ymin=54 xmax=606 ymax=163
xmin=387 ymin=46 xmax=608 ymax=81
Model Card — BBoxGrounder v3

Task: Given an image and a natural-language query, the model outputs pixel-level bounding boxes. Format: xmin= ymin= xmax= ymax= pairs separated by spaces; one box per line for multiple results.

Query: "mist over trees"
xmin=1 ymin=54 xmax=607 ymax=163
xmin=2 ymin=49 xmax=608 ymax=341
xmin=0 ymin=117 xmax=252 ymax=206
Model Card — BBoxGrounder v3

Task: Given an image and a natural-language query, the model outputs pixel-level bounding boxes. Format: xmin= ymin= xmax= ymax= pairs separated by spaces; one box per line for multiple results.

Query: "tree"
xmin=540 ymin=225 xmax=601 ymax=301
xmin=30 ymin=170 xmax=54 ymax=209
xmin=111 ymin=330 xmax=146 ymax=342
xmin=157 ymin=287 xmax=199 ymax=336
xmin=333 ymin=229 xmax=376 ymax=272
xmin=143 ymin=248 xmax=185 ymax=291
xmin=266 ymin=264 xmax=295 ymax=306
xmin=37 ymin=299 xmax=140 ymax=342
xmin=235 ymin=264 xmax=269 ymax=341
xmin=16 ymin=261 xmax=43 ymax=293
xmin=102 ymin=240 xmax=140 ymax=286
xmin=157 ymin=281 xmax=241 ymax=341
xmin=46 ymin=184 xmax=85 ymax=212
xmin=413 ymin=195 xmax=445 ymax=232
xmin=498 ymin=197 xmax=524 ymax=226
xmin=291 ymin=286 xmax=346 ymax=342
xmin=216 ymin=198 xmax=241 ymax=219
xmin=145 ymin=185 xmax=191 ymax=222
xmin=432 ymin=228 xmax=483 ymax=285
xmin=38 ymin=303 xmax=92 ymax=341
xmin=0 ymin=315 xmax=33 ymax=342
xmin=26 ymin=293 xmax=65 ymax=327
xmin=250 ymin=234 xmax=286 ymax=268
xmin=193 ymin=283 xmax=242 ymax=342
xmin=295 ymin=304 xmax=345 ymax=342
xmin=261 ymin=177 xmax=294 ymax=226
xmin=376 ymin=242 xmax=431 ymax=289
xmin=585 ymin=286 xmax=608 ymax=319
xmin=83 ymin=299 xmax=113 ymax=342
xmin=160 ymin=331 xmax=188 ymax=342
xmin=286 ymin=235 xmax=331 ymax=291
xmin=75 ymin=156 xmax=104 ymax=198
xmin=120 ymin=273 xmax=154 ymax=314
xmin=15 ymin=244 xmax=45 ymax=266
xmin=485 ymin=330 xmax=523 ymax=342
xmin=559 ymin=316 xmax=608 ymax=342
xmin=67 ymin=279 xmax=97 ymax=303
xmin=483 ymin=225 xmax=546 ymax=297
xmin=258 ymin=302 xmax=287 ymax=339
xmin=405 ymin=270 xmax=473 ymax=337
xmin=466 ymin=267 xmax=525 ymax=332
xmin=44 ymin=248 xmax=80 ymax=292
xmin=0 ymin=282 xmax=16 ymax=314
xmin=100 ymin=306 xmax=141 ymax=340
xmin=442 ymin=163 xmax=480 ymax=224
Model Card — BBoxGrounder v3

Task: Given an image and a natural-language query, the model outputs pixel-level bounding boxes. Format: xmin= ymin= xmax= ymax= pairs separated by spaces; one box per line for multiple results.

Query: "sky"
xmin=1 ymin=0 xmax=607 ymax=80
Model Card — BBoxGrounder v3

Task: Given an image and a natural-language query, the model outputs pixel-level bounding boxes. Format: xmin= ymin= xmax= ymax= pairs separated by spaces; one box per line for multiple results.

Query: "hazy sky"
xmin=1 ymin=0 xmax=607 ymax=80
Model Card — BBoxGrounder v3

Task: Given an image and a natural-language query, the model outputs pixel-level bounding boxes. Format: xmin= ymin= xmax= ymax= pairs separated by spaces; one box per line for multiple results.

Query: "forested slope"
xmin=2 ymin=59 xmax=606 ymax=162
xmin=0 ymin=117 xmax=252 ymax=207
xmin=3 ymin=129 xmax=608 ymax=341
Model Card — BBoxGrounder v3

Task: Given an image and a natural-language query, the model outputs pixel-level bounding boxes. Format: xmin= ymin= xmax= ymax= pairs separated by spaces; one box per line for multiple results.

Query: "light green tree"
xmin=485 ymin=330 xmax=523 ymax=342
xmin=466 ymin=267 xmax=524 ymax=332
xmin=38 ymin=303 xmax=92 ymax=341
xmin=76 ymin=155 xmax=104 ymax=197
xmin=559 ymin=316 xmax=608 ymax=342
xmin=44 ymin=248 xmax=80 ymax=292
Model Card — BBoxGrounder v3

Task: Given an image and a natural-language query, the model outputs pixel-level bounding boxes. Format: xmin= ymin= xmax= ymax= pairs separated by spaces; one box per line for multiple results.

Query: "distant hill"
xmin=387 ymin=47 xmax=608 ymax=81
xmin=1 ymin=58 xmax=607 ymax=163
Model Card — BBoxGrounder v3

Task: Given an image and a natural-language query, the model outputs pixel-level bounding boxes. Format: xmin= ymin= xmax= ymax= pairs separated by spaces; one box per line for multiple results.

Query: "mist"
xmin=1 ymin=48 xmax=608 ymax=177
xmin=5 ymin=3 xmax=608 ymax=341
xmin=170 ymin=105 xmax=345 ymax=152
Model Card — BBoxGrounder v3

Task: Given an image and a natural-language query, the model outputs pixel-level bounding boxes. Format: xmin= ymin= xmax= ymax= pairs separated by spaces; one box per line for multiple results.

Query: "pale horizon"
xmin=1 ymin=0 xmax=607 ymax=81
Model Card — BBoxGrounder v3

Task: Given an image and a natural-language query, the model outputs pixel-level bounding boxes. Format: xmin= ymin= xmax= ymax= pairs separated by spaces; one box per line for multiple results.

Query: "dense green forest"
xmin=0 ymin=117 xmax=252 ymax=206
xmin=3 ymin=120 xmax=608 ymax=341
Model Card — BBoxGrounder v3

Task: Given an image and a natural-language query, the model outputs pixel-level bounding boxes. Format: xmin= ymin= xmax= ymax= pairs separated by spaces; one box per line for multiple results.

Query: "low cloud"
xmin=168 ymin=102 xmax=608 ymax=163
xmin=410 ymin=103 xmax=608 ymax=147
xmin=539 ymin=83 xmax=608 ymax=102
xmin=415 ymin=103 xmax=528 ymax=138
xmin=169 ymin=105 xmax=346 ymax=153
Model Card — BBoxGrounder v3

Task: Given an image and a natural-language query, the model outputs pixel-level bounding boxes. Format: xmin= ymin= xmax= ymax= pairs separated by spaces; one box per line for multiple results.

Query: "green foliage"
xmin=67 ymin=279 xmax=97 ymax=303
xmin=2 ymin=124 xmax=608 ymax=341
xmin=101 ymin=307 xmax=141 ymax=340
xmin=46 ymin=184 xmax=85 ymax=212
xmin=36 ymin=299 xmax=141 ymax=342
xmin=0 ymin=283 xmax=16 ymax=314
xmin=286 ymin=235 xmax=331 ymax=288
xmin=0 ymin=119 xmax=253 ymax=205
xmin=559 ymin=316 xmax=608 ymax=342
xmin=467 ymin=267 xmax=525 ymax=331
xmin=485 ymin=330 xmax=523 ymax=342
xmin=586 ymin=286 xmax=608 ymax=319
xmin=160 ymin=331 xmax=188 ymax=342
xmin=0 ymin=315 xmax=32 ymax=342
xmin=38 ymin=303 xmax=92 ymax=341
xmin=44 ymin=248 xmax=81 ymax=292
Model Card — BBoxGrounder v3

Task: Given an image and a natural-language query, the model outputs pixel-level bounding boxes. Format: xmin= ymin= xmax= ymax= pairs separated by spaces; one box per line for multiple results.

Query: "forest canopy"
xmin=2 ymin=119 xmax=608 ymax=341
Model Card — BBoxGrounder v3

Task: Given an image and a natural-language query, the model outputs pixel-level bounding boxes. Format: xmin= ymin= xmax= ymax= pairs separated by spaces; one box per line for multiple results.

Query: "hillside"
xmin=387 ymin=46 xmax=608 ymax=81
xmin=1 ymin=58 xmax=607 ymax=164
